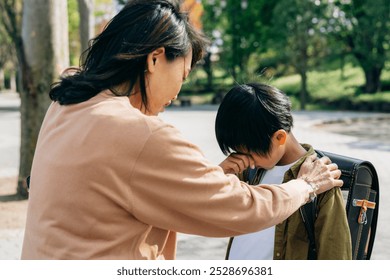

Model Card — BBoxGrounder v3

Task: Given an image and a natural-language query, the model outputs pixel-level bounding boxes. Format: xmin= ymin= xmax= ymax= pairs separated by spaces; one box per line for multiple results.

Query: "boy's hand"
xmin=219 ymin=153 xmax=255 ymax=174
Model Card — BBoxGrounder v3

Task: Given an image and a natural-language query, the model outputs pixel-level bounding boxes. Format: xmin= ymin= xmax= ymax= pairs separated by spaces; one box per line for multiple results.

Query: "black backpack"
xmin=301 ymin=150 xmax=379 ymax=260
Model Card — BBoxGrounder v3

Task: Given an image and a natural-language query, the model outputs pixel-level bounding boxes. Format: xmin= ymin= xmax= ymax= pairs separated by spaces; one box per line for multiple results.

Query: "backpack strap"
xmin=299 ymin=200 xmax=317 ymax=260
xmin=225 ymin=237 xmax=234 ymax=260
xmin=299 ymin=150 xmax=324 ymax=260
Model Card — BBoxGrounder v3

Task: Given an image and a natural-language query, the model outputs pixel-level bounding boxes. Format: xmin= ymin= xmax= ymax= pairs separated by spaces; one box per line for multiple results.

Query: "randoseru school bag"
xmin=301 ymin=150 xmax=379 ymax=260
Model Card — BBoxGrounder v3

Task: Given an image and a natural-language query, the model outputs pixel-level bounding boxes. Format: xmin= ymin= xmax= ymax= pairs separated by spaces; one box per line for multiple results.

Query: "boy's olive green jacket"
xmin=226 ymin=144 xmax=352 ymax=260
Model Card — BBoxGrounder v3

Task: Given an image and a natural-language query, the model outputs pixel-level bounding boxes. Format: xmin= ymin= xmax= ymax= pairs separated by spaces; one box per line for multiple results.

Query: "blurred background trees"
xmin=0 ymin=0 xmax=389 ymax=196
xmin=195 ymin=0 xmax=389 ymax=108
xmin=329 ymin=0 xmax=389 ymax=94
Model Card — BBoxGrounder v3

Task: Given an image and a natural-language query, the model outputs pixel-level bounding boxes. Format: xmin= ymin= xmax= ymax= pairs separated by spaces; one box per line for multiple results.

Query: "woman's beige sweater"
xmin=21 ymin=91 xmax=310 ymax=259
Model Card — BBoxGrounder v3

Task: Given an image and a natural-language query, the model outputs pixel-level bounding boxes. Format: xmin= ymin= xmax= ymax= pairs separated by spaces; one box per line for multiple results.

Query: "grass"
xmin=272 ymin=65 xmax=363 ymax=100
xmin=355 ymin=92 xmax=390 ymax=103
xmin=180 ymin=63 xmax=390 ymax=111
xmin=262 ymin=64 xmax=390 ymax=111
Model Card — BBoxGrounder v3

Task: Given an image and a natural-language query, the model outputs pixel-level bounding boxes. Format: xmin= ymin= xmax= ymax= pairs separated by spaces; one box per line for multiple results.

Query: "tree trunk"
xmin=17 ymin=0 xmax=69 ymax=198
xmin=296 ymin=43 xmax=309 ymax=111
xmin=299 ymin=70 xmax=308 ymax=110
xmin=0 ymin=68 xmax=4 ymax=90
xmin=10 ymin=70 xmax=16 ymax=92
xmin=78 ymin=0 xmax=95 ymax=64
xmin=363 ymin=66 xmax=382 ymax=93
xmin=203 ymin=51 xmax=213 ymax=91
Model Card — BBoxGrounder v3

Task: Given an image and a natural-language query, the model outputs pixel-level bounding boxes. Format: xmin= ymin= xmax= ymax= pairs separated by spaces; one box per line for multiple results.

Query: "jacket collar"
xmin=286 ymin=143 xmax=315 ymax=180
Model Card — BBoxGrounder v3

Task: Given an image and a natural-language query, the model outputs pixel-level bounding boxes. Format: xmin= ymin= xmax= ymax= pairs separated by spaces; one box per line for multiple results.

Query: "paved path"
xmin=1 ymin=93 xmax=389 ymax=260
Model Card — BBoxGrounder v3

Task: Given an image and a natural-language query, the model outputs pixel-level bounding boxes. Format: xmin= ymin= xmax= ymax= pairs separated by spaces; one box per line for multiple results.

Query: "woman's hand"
xmin=219 ymin=153 xmax=255 ymax=175
xmin=297 ymin=154 xmax=343 ymax=195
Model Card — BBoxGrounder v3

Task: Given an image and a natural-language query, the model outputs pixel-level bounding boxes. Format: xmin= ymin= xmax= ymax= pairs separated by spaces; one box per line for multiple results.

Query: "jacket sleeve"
xmin=315 ymin=187 xmax=352 ymax=259
xmin=130 ymin=124 xmax=311 ymax=237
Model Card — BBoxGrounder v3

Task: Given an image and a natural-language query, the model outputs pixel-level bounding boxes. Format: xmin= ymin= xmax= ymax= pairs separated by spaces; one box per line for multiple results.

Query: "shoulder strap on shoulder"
xmin=299 ymin=150 xmax=323 ymax=260
xmin=300 ymin=200 xmax=317 ymax=260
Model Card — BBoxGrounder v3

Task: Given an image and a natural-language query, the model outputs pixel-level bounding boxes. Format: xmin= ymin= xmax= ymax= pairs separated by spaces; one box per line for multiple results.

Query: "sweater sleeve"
xmin=130 ymin=123 xmax=311 ymax=237
xmin=315 ymin=187 xmax=352 ymax=259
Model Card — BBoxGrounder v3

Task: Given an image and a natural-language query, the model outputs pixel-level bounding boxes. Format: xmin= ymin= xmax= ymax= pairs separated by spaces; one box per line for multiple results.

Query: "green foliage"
xmin=201 ymin=0 xmax=274 ymax=81
xmin=200 ymin=0 xmax=389 ymax=107
xmin=271 ymin=64 xmax=390 ymax=110
xmin=322 ymin=0 xmax=389 ymax=92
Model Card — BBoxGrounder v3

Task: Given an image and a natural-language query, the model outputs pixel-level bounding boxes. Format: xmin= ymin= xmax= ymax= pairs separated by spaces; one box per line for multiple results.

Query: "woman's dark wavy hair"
xmin=49 ymin=0 xmax=208 ymax=108
xmin=215 ymin=83 xmax=293 ymax=157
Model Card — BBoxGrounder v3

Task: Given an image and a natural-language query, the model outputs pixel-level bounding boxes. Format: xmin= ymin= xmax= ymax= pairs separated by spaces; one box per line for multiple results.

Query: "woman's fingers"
xmin=333 ymin=178 xmax=344 ymax=187
xmin=328 ymin=163 xmax=339 ymax=171
xmin=298 ymin=154 xmax=344 ymax=195
xmin=319 ymin=156 xmax=331 ymax=165
xmin=330 ymin=168 xmax=341 ymax=179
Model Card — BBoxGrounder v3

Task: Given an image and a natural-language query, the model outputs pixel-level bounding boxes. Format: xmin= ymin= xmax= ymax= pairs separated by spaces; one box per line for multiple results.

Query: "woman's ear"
xmin=146 ymin=47 xmax=165 ymax=73
xmin=274 ymin=129 xmax=287 ymax=145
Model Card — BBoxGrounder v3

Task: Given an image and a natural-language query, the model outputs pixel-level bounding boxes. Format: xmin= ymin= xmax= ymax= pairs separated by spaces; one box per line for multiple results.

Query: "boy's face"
xmin=244 ymin=146 xmax=284 ymax=170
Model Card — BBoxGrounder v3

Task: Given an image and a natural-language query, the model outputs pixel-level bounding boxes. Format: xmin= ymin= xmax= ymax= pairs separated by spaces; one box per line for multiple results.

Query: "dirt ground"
xmin=0 ymin=177 xmax=28 ymax=230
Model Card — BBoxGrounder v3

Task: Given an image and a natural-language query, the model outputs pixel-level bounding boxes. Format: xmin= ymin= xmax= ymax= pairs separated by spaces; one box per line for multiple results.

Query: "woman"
xmin=21 ymin=0 xmax=342 ymax=260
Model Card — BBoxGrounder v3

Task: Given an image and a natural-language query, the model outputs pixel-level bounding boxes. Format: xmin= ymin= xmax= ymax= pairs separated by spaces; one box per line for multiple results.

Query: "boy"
xmin=215 ymin=83 xmax=352 ymax=260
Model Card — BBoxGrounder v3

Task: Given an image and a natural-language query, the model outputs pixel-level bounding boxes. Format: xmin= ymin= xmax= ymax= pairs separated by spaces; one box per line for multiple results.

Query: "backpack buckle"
xmin=353 ymin=199 xmax=376 ymax=225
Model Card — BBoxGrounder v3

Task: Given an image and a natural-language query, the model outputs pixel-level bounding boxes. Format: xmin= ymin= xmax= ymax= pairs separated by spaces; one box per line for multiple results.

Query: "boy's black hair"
xmin=215 ymin=83 xmax=293 ymax=156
